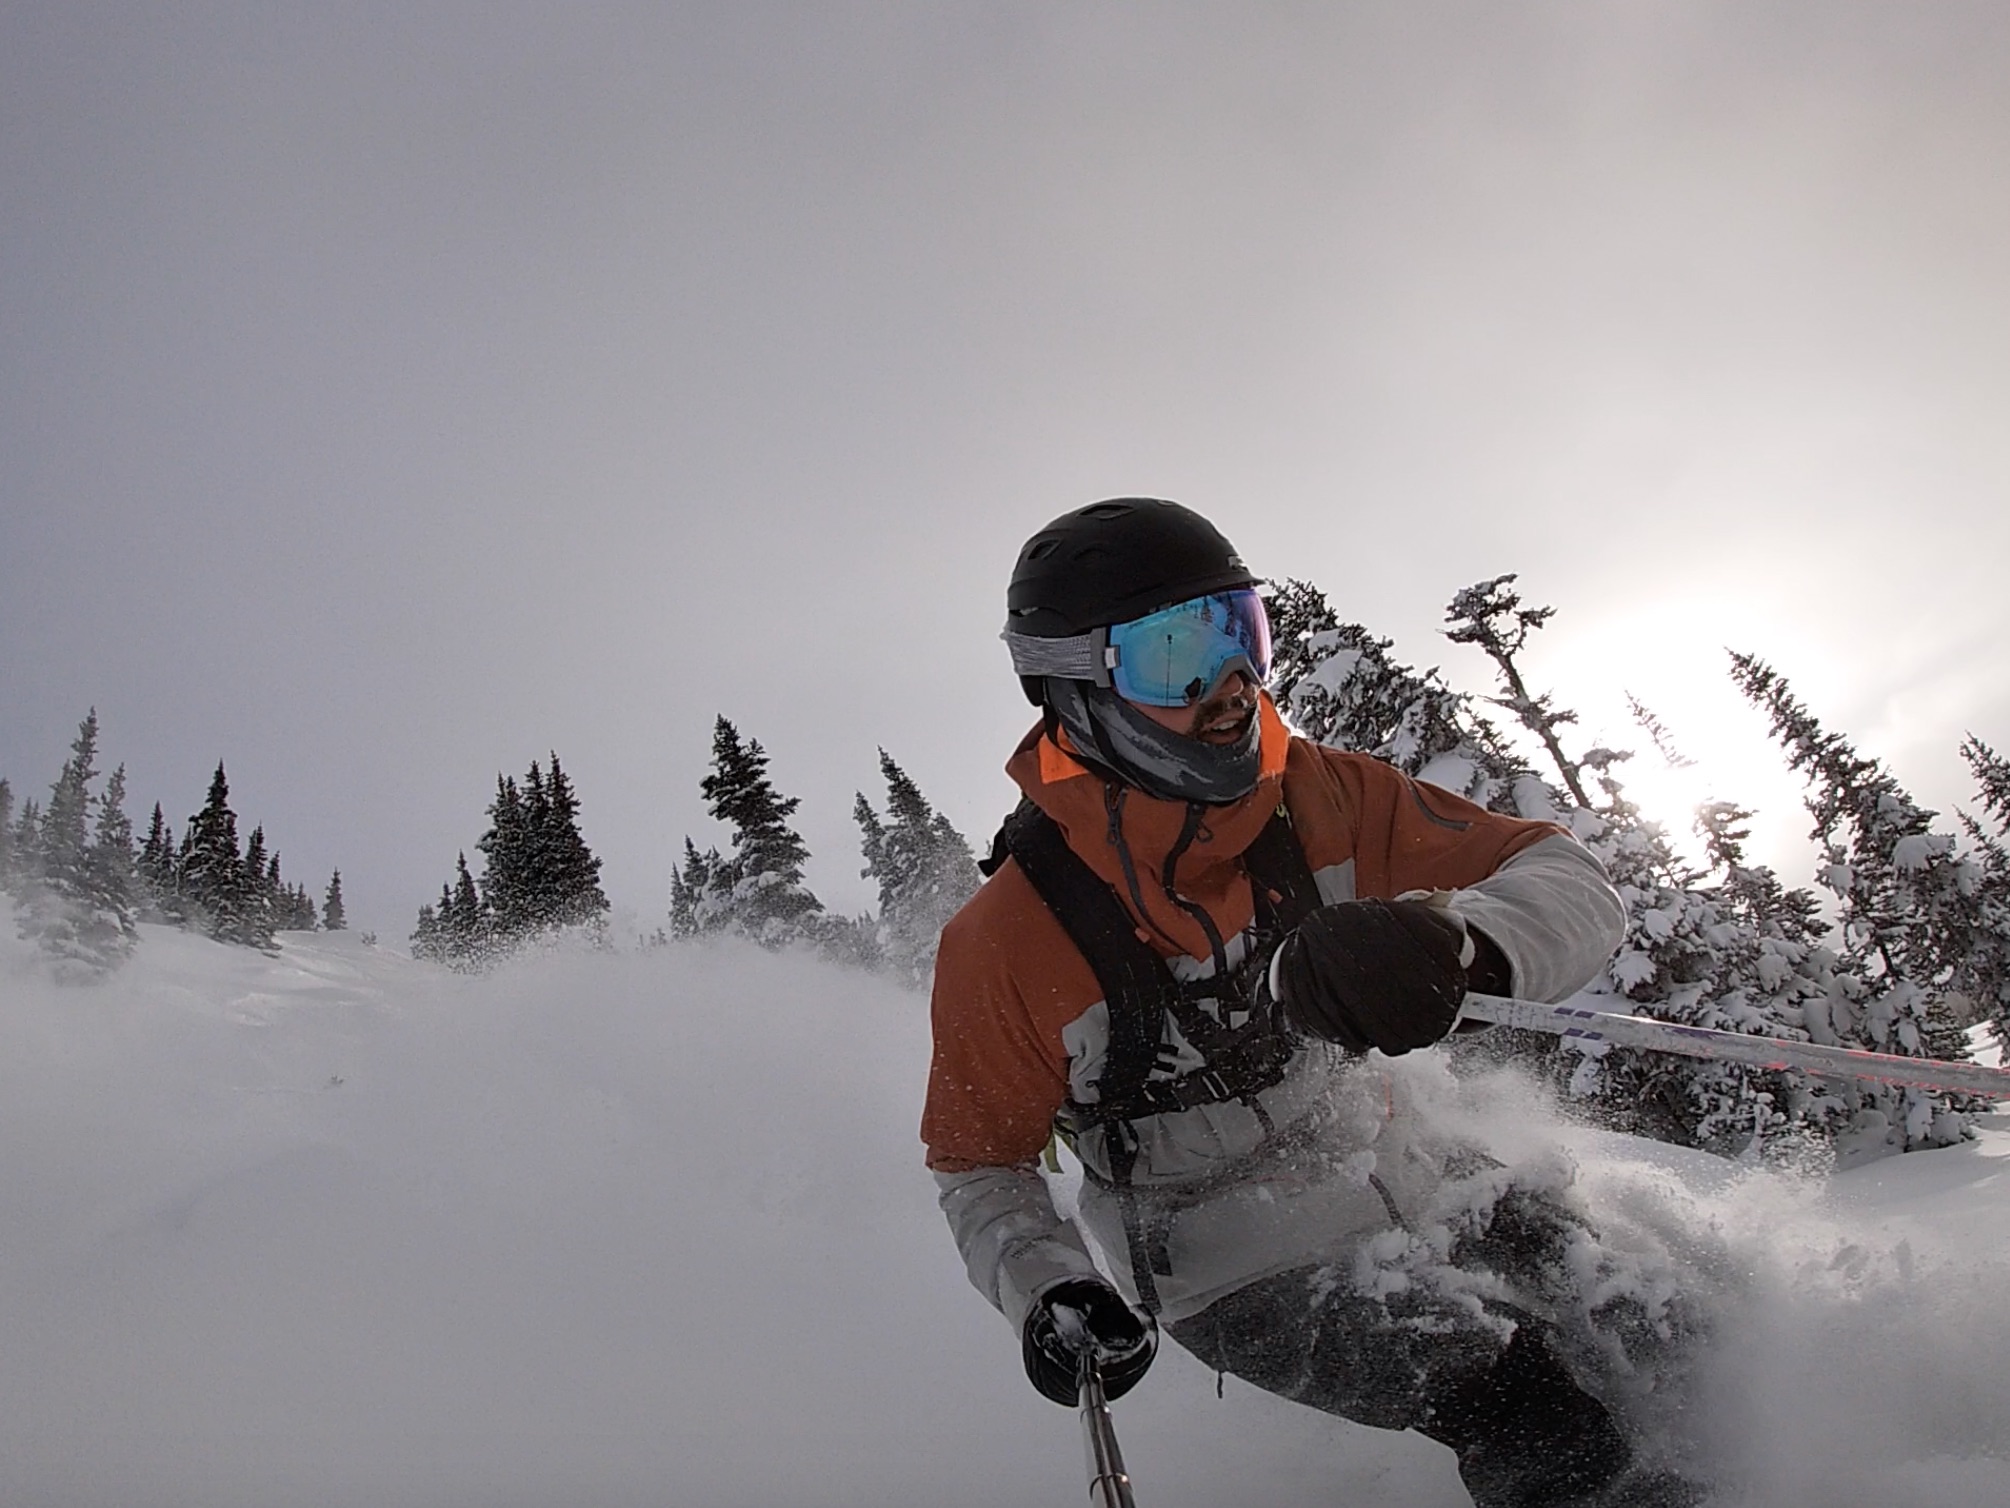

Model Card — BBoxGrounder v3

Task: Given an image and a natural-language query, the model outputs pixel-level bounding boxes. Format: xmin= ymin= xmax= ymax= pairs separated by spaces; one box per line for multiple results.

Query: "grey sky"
xmin=4 ymin=3 xmax=2006 ymax=933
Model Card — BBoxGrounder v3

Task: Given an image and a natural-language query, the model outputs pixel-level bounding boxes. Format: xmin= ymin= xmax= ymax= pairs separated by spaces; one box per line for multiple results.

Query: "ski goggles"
xmin=1004 ymin=587 xmax=1273 ymax=706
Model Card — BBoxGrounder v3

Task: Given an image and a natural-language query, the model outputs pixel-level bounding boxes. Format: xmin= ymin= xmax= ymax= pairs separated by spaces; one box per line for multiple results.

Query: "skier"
xmin=922 ymin=499 xmax=1704 ymax=1507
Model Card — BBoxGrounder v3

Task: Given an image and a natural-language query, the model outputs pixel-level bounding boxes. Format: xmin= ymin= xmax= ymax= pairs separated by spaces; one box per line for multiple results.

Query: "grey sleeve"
xmin=934 ymin=1164 xmax=1104 ymax=1334
xmin=1444 ymin=832 xmax=1626 ymax=1003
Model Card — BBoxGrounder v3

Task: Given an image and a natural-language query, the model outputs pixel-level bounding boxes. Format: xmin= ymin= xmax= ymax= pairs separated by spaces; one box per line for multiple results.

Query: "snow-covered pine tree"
xmin=1730 ymin=653 xmax=1976 ymax=1153
xmin=1689 ymin=800 xmax=1853 ymax=1153
xmin=179 ymin=764 xmax=239 ymax=938
xmin=1264 ymin=579 xmax=1529 ymax=810
xmin=477 ymin=773 xmax=533 ymax=936
xmin=1443 ymin=577 xmax=1596 ymax=811
xmin=323 ymin=869 xmax=347 ymax=930
xmin=1458 ymin=586 xmax=1888 ymax=1156
xmin=683 ymin=716 xmax=825 ymax=948
xmin=0 ymin=777 xmax=13 ymax=890
xmin=1954 ymin=736 xmax=2010 ymax=1047
xmin=12 ymin=713 xmax=139 ymax=977
xmin=446 ymin=852 xmax=487 ymax=964
xmin=410 ymin=898 xmax=443 ymax=961
xmin=12 ymin=797 xmax=44 ymax=883
xmin=533 ymin=755 xmax=608 ymax=929
xmin=84 ymin=762 xmax=139 ymax=955
xmin=418 ymin=755 xmax=608 ymax=965
xmin=34 ymin=711 xmax=98 ymax=889
xmin=136 ymin=802 xmax=180 ymax=922
xmin=238 ymin=827 xmax=278 ymax=950
xmin=668 ymin=838 xmax=721 ymax=938
xmin=1440 ymin=581 xmax=1840 ymax=1158
xmin=853 ymin=749 xmax=981 ymax=987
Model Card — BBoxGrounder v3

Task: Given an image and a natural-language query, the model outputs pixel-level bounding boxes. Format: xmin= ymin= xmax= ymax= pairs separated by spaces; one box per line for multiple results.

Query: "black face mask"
xmin=1044 ymin=678 xmax=1263 ymax=806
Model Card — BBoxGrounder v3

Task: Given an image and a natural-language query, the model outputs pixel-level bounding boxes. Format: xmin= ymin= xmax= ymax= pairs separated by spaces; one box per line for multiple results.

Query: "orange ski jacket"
xmin=920 ymin=695 xmax=1626 ymax=1328
xmin=926 ymin=696 xmax=1574 ymax=1172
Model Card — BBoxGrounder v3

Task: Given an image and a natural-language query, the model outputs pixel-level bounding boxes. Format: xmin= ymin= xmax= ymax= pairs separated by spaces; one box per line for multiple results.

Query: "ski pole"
xmin=1079 ymin=1353 xmax=1138 ymax=1508
xmin=1459 ymin=992 xmax=2010 ymax=1099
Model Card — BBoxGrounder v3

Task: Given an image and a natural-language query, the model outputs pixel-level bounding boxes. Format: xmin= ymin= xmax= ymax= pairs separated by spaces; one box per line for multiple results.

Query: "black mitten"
xmin=1022 ymin=1278 xmax=1157 ymax=1406
xmin=1270 ymin=898 xmax=1472 ymax=1056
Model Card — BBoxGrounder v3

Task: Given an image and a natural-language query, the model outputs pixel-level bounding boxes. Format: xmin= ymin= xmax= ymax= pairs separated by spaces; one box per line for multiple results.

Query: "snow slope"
xmin=0 ymin=926 xmax=2005 ymax=1507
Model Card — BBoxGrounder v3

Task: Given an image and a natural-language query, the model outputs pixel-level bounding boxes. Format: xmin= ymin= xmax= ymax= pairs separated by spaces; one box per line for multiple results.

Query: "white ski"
xmin=1460 ymin=992 xmax=2010 ymax=1099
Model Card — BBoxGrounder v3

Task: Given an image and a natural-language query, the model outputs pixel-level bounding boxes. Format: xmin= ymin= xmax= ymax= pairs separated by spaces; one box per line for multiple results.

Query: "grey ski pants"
xmin=1164 ymin=1185 xmax=1639 ymax=1508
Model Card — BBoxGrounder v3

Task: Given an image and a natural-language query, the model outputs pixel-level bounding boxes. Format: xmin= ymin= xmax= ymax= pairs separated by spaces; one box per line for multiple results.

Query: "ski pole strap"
xmin=1079 ymin=1355 xmax=1139 ymax=1508
xmin=1460 ymin=993 xmax=2010 ymax=1099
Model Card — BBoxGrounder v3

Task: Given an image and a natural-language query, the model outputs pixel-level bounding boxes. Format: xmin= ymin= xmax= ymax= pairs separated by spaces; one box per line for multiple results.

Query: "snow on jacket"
xmin=922 ymin=694 xmax=1627 ymax=1331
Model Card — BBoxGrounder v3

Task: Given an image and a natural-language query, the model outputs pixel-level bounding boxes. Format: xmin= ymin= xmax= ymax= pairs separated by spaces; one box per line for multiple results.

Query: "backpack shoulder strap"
xmin=1241 ymin=800 xmax=1323 ymax=934
xmin=992 ymin=800 xmax=1171 ymax=1110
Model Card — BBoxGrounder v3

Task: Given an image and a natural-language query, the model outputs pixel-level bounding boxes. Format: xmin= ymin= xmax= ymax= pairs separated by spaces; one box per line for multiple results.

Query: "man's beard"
xmin=1185 ymin=685 xmax=1258 ymax=745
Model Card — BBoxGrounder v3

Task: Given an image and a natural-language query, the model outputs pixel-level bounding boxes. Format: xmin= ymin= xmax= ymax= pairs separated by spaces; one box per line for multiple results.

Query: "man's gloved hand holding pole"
xmin=1023 ymin=1278 xmax=1157 ymax=1406
xmin=1268 ymin=896 xmax=1510 ymax=1056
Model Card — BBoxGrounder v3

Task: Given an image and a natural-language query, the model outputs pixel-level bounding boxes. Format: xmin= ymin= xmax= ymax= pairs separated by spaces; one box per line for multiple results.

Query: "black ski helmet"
xmin=1002 ymin=499 xmax=1269 ymax=805
xmin=1005 ymin=498 xmax=1257 ymax=646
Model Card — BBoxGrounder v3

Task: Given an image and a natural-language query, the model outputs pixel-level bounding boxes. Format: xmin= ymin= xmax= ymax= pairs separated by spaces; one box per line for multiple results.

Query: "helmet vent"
xmin=1083 ymin=502 xmax=1134 ymax=520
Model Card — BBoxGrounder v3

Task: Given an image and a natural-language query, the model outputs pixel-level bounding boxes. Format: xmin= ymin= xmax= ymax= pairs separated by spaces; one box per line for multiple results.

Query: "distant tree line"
xmin=407 ymin=718 xmax=983 ymax=988
xmin=2 ymin=711 xmax=345 ymax=979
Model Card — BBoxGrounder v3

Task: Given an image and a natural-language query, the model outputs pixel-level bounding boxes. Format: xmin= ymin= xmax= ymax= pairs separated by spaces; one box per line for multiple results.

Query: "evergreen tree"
xmin=421 ymin=752 xmax=609 ymax=966
xmin=0 ymin=777 xmax=13 ymax=890
xmin=14 ymin=713 xmax=138 ymax=975
xmin=1444 ymin=577 xmax=1596 ymax=810
xmin=1687 ymin=800 xmax=1853 ymax=1153
xmin=854 ymin=749 xmax=980 ymax=986
xmin=137 ymin=802 xmax=179 ymax=922
xmin=476 ymin=774 xmax=533 ymax=934
xmin=180 ymin=763 xmax=249 ymax=943
xmin=536 ymin=755 xmax=609 ymax=927
xmin=1264 ymin=579 xmax=1531 ymax=811
xmin=237 ymin=826 xmax=278 ymax=950
xmin=411 ymin=900 xmax=443 ymax=962
xmin=444 ymin=851 xmax=487 ymax=965
xmin=12 ymin=797 xmax=43 ymax=881
xmin=1438 ymin=586 xmax=1874 ymax=1157
xmin=323 ymin=869 xmax=347 ymax=930
xmin=669 ymin=838 xmax=721 ymax=938
xmin=36 ymin=710 xmax=99 ymax=896
xmin=677 ymin=717 xmax=825 ymax=947
xmin=1730 ymin=653 xmax=1976 ymax=1153
xmin=84 ymin=763 xmax=139 ymax=953
xmin=1954 ymin=736 xmax=2010 ymax=1047
xmin=520 ymin=761 xmax=551 ymax=915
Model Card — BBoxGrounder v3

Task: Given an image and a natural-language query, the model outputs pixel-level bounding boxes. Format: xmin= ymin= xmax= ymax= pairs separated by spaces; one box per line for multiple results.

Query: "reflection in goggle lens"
xmin=1107 ymin=589 xmax=1271 ymax=707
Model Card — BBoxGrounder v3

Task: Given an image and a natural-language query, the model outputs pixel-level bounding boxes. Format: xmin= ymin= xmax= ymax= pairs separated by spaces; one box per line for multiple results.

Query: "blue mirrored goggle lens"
xmin=1106 ymin=589 xmax=1272 ymax=707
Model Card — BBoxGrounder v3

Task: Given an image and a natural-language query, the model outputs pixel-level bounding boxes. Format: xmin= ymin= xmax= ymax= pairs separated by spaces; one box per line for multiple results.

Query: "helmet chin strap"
xmin=1044 ymin=679 xmax=1263 ymax=805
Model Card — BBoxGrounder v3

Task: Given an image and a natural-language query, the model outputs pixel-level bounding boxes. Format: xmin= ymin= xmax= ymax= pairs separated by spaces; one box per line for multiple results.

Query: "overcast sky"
xmin=4 ymin=3 xmax=2006 ymax=934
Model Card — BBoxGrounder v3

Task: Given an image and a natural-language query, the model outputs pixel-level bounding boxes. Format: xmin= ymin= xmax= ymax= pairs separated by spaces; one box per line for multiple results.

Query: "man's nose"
xmin=1209 ymin=668 xmax=1257 ymax=703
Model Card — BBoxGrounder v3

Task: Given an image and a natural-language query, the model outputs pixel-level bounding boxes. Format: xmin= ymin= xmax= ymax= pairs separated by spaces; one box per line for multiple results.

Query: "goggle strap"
xmin=1001 ymin=627 xmax=1113 ymax=686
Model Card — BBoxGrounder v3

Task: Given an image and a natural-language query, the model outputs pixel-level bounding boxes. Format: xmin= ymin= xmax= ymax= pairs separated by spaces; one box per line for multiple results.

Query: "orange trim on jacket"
xmin=921 ymin=697 xmax=1563 ymax=1173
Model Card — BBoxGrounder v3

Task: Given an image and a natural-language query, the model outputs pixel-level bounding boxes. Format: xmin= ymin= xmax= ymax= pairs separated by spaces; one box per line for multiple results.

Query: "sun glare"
xmin=1520 ymin=597 xmax=1832 ymax=880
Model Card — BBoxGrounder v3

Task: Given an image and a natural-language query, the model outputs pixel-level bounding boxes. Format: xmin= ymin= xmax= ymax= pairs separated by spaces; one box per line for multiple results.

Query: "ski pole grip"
xmin=1079 ymin=1354 xmax=1139 ymax=1508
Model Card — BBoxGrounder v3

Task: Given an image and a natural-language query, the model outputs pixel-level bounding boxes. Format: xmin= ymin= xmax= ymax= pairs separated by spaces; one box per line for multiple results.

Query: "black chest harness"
xmin=981 ymin=793 xmax=1325 ymax=1311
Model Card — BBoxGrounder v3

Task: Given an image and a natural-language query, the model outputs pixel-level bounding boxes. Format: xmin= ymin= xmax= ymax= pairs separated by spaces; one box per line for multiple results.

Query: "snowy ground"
xmin=1 ymin=926 xmax=2005 ymax=1508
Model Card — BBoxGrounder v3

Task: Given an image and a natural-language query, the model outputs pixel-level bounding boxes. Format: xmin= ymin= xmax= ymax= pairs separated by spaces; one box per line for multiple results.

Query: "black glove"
xmin=1022 ymin=1278 xmax=1157 ymax=1406
xmin=1269 ymin=897 xmax=1483 ymax=1056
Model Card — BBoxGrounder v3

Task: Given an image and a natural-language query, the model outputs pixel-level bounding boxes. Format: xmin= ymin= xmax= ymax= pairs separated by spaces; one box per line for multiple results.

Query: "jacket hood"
xmin=1003 ymin=692 xmax=1293 ymax=961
